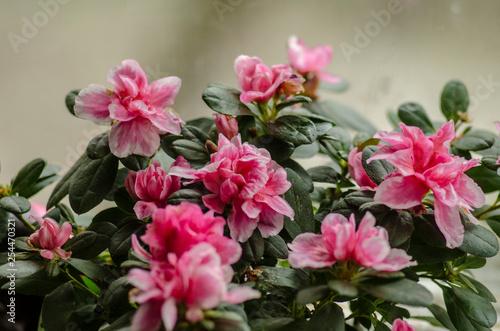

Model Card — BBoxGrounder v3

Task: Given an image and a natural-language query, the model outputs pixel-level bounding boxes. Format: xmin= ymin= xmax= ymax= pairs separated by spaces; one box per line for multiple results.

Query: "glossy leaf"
xmin=459 ymin=223 xmax=499 ymax=257
xmin=65 ymin=89 xmax=81 ymax=116
xmin=267 ymin=115 xmax=317 ymax=146
xmin=397 ymin=102 xmax=434 ymax=134
xmin=440 ymin=80 xmax=469 ymax=123
xmin=241 ymin=229 xmax=264 ymax=263
xmin=283 ymin=168 xmax=315 ymax=235
xmin=47 ymin=153 xmax=88 ymax=209
xmin=42 ymin=282 xmax=76 ymax=331
xmin=309 ymin=302 xmax=345 ymax=331
xmin=202 ymin=83 xmax=253 ymax=116
xmin=86 ymin=132 xmax=111 ymax=159
xmin=0 ymin=196 xmax=30 ymax=214
xmin=359 ymin=278 xmax=433 ymax=307
xmin=361 ymin=146 xmax=394 ymax=185
xmin=276 ymin=96 xmax=312 ymax=111
xmin=307 ymin=166 xmax=341 ymax=184
xmin=12 ymin=158 xmax=46 ymax=195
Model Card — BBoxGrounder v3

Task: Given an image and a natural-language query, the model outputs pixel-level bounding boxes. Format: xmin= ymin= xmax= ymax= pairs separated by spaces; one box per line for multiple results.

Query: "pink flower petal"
xmin=316 ymin=71 xmax=342 ymax=84
xmin=288 ymin=233 xmax=335 ymax=268
xmin=130 ymin=301 xmax=162 ymax=331
xmin=147 ymin=111 xmax=182 ymax=135
xmin=374 ymin=175 xmax=429 ymax=209
xmin=434 ymin=199 xmax=464 ymax=248
xmin=55 ymin=222 xmax=72 ymax=247
xmin=224 ymin=286 xmax=261 ymax=304
xmin=147 ymin=76 xmax=182 ymax=110
xmin=108 ymin=99 xmax=137 ymax=122
xmin=40 ymin=249 xmax=55 ymax=260
xmin=109 ymin=118 xmax=160 ymax=158
xmin=74 ymin=84 xmax=111 ymax=123
xmin=227 ymin=209 xmax=258 ymax=242
xmin=374 ymin=248 xmax=417 ymax=272
xmin=161 ymin=298 xmax=178 ymax=331
xmin=107 ymin=59 xmax=148 ymax=97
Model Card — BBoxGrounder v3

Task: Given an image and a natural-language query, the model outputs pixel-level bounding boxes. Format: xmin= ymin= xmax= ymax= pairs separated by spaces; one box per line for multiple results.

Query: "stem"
xmin=63 ymin=268 xmax=99 ymax=298
xmin=474 ymin=196 xmax=500 ymax=219
xmin=14 ymin=213 xmax=36 ymax=232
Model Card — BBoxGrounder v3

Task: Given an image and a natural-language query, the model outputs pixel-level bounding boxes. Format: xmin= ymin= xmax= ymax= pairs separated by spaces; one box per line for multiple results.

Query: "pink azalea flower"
xmin=26 ymin=215 xmax=72 ymax=260
xmin=369 ymin=121 xmax=485 ymax=248
xmin=169 ymin=134 xmax=294 ymax=242
xmin=213 ymin=113 xmax=239 ymax=140
xmin=288 ymin=212 xmax=416 ymax=272
xmin=129 ymin=243 xmax=261 ymax=331
xmin=287 ymin=36 xmax=341 ymax=84
xmin=74 ymin=59 xmax=183 ymax=158
xmin=391 ymin=318 xmax=416 ymax=331
xmin=132 ymin=202 xmax=242 ymax=267
xmin=234 ymin=55 xmax=292 ymax=104
xmin=348 ymin=147 xmax=378 ymax=190
xmin=125 ymin=157 xmax=189 ymax=219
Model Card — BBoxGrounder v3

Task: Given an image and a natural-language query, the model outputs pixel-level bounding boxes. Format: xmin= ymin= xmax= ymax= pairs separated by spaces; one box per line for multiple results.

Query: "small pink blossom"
xmin=369 ymin=121 xmax=485 ymax=248
xmin=288 ymin=212 xmax=416 ymax=272
xmin=348 ymin=147 xmax=378 ymax=190
xmin=234 ymin=55 xmax=292 ymax=104
xmin=129 ymin=243 xmax=261 ymax=331
xmin=287 ymin=36 xmax=341 ymax=84
xmin=125 ymin=157 xmax=189 ymax=219
xmin=213 ymin=114 xmax=238 ymax=140
xmin=27 ymin=215 xmax=72 ymax=260
xmin=75 ymin=59 xmax=184 ymax=158
xmin=391 ymin=318 xmax=416 ymax=331
xmin=132 ymin=202 xmax=242 ymax=267
xmin=170 ymin=134 xmax=294 ymax=242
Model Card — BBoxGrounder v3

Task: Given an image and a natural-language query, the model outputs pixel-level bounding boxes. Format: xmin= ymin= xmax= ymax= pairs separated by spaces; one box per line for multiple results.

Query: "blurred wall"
xmin=1 ymin=0 xmax=500 ymax=203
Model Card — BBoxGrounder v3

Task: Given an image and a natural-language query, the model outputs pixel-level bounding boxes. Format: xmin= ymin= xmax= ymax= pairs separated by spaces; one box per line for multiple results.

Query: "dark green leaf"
xmin=328 ymin=126 xmax=351 ymax=152
xmin=22 ymin=174 xmax=60 ymax=199
xmin=40 ymin=164 xmax=62 ymax=179
xmin=263 ymin=235 xmax=289 ymax=259
xmin=312 ymin=100 xmax=377 ymax=135
xmin=454 ymin=136 xmax=494 ymax=151
xmin=460 ymin=274 xmax=496 ymax=302
xmin=170 ymin=139 xmax=210 ymax=161
xmin=167 ymin=188 xmax=204 ymax=206
xmin=441 ymin=80 xmax=469 ymax=123
xmin=0 ymin=260 xmax=44 ymax=278
xmin=276 ymin=96 xmax=312 ymax=111
xmin=361 ymin=146 xmax=394 ymax=185
xmin=281 ymin=159 xmax=313 ymax=193
xmin=359 ymin=202 xmax=391 ymax=216
xmin=12 ymin=158 xmax=46 ymax=195
xmin=283 ymin=168 xmax=315 ymax=234
xmin=100 ymin=277 xmax=134 ymax=318
xmin=4 ymin=268 xmax=66 ymax=295
xmin=87 ymin=221 xmax=118 ymax=238
xmin=251 ymin=135 xmax=295 ymax=163
xmin=119 ymin=154 xmax=150 ymax=171
xmin=397 ymin=102 xmax=434 ymax=134
xmin=443 ymin=285 xmax=496 ymax=328
xmin=236 ymin=115 xmax=256 ymax=142
xmin=296 ymin=285 xmax=330 ymax=305
xmin=0 ymin=196 xmax=30 ymax=214
xmin=376 ymin=303 xmax=410 ymax=324
xmin=47 ymin=153 xmax=88 ymax=209
xmin=186 ymin=117 xmax=215 ymax=134
xmin=65 ymin=89 xmax=81 ymax=116
xmin=307 ymin=166 xmax=341 ymax=184
xmin=69 ymin=154 xmax=118 ymax=214
xmin=114 ymin=186 xmax=136 ymax=215
xmin=378 ymin=210 xmax=414 ymax=247
xmin=181 ymin=125 xmax=211 ymax=148
xmin=482 ymin=155 xmax=500 ymax=171
xmin=258 ymin=266 xmax=309 ymax=292
xmin=202 ymin=83 xmax=253 ymax=116
xmin=428 ymin=304 xmax=458 ymax=331
xmin=459 ymin=223 xmax=499 ymax=257
xmin=63 ymin=231 xmax=111 ymax=260
xmin=92 ymin=207 xmax=130 ymax=226
xmin=42 ymin=282 xmax=75 ymax=331
xmin=466 ymin=165 xmax=500 ymax=193
xmin=408 ymin=243 xmax=465 ymax=264
xmin=109 ymin=220 xmax=145 ymax=265
xmin=249 ymin=318 xmax=295 ymax=331
xmin=241 ymin=229 xmax=264 ymax=263
xmin=267 ymin=115 xmax=317 ymax=146
xmin=100 ymin=311 xmax=134 ymax=331
xmin=86 ymin=132 xmax=111 ymax=159
xmin=309 ymin=302 xmax=345 ymax=331
xmin=291 ymin=142 xmax=319 ymax=159
xmin=328 ymin=280 xmax=359 ymax=298
xmin=359 ymin=278 xmax=433 ymax=307
xmin=66 ymin=258 xmax=114 ymax=282
xmin=457 ymin=255 xmax=486 ymax=270
xmin=344 ymin=191 xmax=375 ymax=208
xmin=413 ymin=213 xmax=447 ymax=247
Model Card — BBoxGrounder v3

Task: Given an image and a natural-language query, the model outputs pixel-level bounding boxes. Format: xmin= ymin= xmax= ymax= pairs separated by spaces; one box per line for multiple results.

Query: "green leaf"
xmin=328 ymin=280 xmax=359 ymax=298
xmin=0 ymin=196 xmax=30 ymax=214
xmin=283 ymin=168 xmax=315 ymax=235
xmin=66 ymin=258 xmax=114 ymax=282
xmin=92 ymin=207 xmax=130 ymax=226
xmin=457 ymin=255 xmax=486 ymax=270
xmin=359 ymin=278 xmax=433 ymax=307
xmin=69 ymin=154 xmax=118 ymax=214
xmin=119 ymin=154 xmax=150 ymax=171
xmin=441 ymin=80 xmax=469 ymax=123
xmin=459 ymin=223 xmax=499 ymax=257
xmin=249 ymin=318 xmax=295 ymax=331
xmin=413 ymin=213 xmax=447 ymax=247
xmin=170 ymin=139 xmax=210 ymax=162
xmin=113 ymin=186 xmax=136 ymax=214
xmin=4 ymin=268 xmax=66 ymax=295
xmin=0 ymin=260 xmax=44 ymax=278
xmin=376 ymin=303 xmax=410 ymax=324
xmin=65 ymin=89 xmax=81 ymax=116
xmin=328 ymin=126 xmax=351 ymax=152
xmin=361 ymin=146 xmax=394 ymax=185
xmin=100 ymin=277 xmax=134 ymax=318
xmin=47 ymin=153 xmax=88 ymax=209
xmin=313 ymin=100 xmax=377 ymax=135
xmin=186 ymin=117 xmax=215 ymax=134
xmin=276 ymin=96 xmax=312 ymax=111
xmin=378 ymin=210 xmax=414 ymax=247
xmin=267 ymin=115 xmax=317 ymax=146
xmin=307 ymin=166 xmax=341 ymax=184
xmin=86 ymin=132 xmax=110 ymax=159
xmin=443 ymin=285 xmax=496 ymax=328
xmin=251 ymin=135 xmax=295 ymax=163
xmin=42 ymin=282 xmax=76 ymax=331
xmin=291 ymin=142 xmax=319 ymax=159
xmin=100 ymin=311 xmax=134 ymax=331
xmin=397 ymin=102 xmax=435 ymax=134
xmin=408 ymin=243 xmax=465 ymax=264
xmin=12 ymin=158 xmax=46 ymax=195
xmin=428 ymin=304 xmax=458 ymax=331
xmin=62 ymin=231 xmax=111 ymax=260
xmin=466 ymin=164 xmax=500 ymax=193
xmin=460 ymin=274 xmax=496 ymax=302
xmin=241 ymin=229 xmax=264 ymax=263
xmin=181 ymin=125 xmax=212 ymax=147
xmin=202 ymin=83 xmax=253 ymax=116
xmin=309 ymin=302 xmax=345 ymax=331
xmin=482 ymin=155 xmax=500 ymax=171
xmin=109 ymin=220 xmax=145 ymax=265
xmin=454 ymin=136 xmax=494 ymax=151
xmin=258 ymin=266 xmax=309 ymax=293
xmin=263 ymin=235 xmax=289 ymax=259
xmin=22 ymin=174 xmax=60 ymax=199
xmin=344 ymin=191 xmax=375 ymax=208
xmin=280 ymin=159 xmax=313 ymax=193
xmin=296 ymin=285 xmax=330 ymax=305
xmin=167 ymin=188 xmax=204 ymax=206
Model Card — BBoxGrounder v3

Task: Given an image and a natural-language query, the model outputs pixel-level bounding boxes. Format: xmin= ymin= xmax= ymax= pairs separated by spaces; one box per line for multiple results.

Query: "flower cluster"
xmin=171 ymin=134 xmax=294 ymax=242
xmin=128 ymin=202 xmax=260 ymax=331
xmin=27 ymin=215 xmax=72 ymax=260
xmin=75 ymin=59 xmax=183 ymax=158
xmin=369 ymin=121 xmax=485 ymax=248
xmin=288 ymin=212 xmax=416 ymax=273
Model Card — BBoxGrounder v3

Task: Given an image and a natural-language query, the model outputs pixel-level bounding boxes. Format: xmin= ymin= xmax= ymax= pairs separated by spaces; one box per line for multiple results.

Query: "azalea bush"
xmin=1 ymin=36 xmax=500 ymax=331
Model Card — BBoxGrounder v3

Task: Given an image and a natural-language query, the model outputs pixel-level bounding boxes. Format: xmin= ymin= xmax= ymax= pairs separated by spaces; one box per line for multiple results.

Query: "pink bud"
xmin=213 ymin=114 xmax=238 ymax=140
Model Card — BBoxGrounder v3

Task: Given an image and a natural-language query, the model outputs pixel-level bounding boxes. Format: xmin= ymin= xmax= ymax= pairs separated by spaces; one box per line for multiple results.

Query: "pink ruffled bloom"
xmin=27 ymin=215 xmax=72 ymax=260
xmin=129 ymin=243 xmax=261 ymax=331
xmin=234 ymin=55 xmax=292 ymax=104
xmin=213 ymin=113 xmax=239 ymax=140
xmin=170 ymin=134 xmax=294 ymax=242
xmin=288 ymin=212 xmax=416 ymax=272
xmin=287 ymin=36 xmax=341 ymax=84
xmin=348 ymin=147 xmax=378 ymax=190
xmin=125 ymin=157 xmax=189 ymax=219
xmin=74 ymin=59 xmax=183 ymax=158
xmin=368 ymin=121 xmax=485 ymax=248
xmin=391 ymin=318 xmax=416 ymax=331
xmin=132 ymin=202 xmax=242 ymax=268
